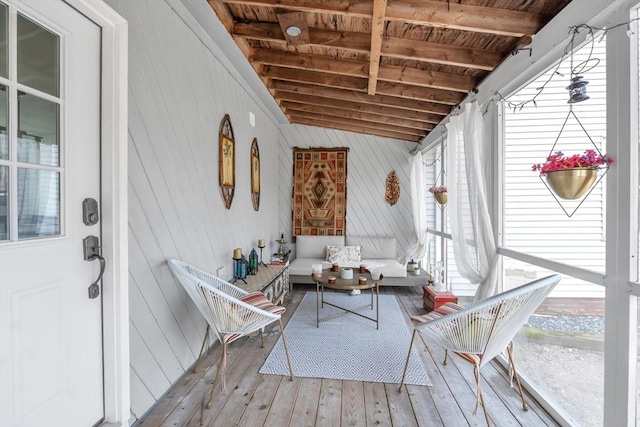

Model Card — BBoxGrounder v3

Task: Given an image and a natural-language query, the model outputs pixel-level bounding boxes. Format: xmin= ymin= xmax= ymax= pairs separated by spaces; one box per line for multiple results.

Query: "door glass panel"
xmin=0 ymin=165 xmax=7 ymax=240
xmin=0 ymin=3 xmax=7 ymax=78
xmin=17 ymin=168 xmax=59 ymax=239
xmin=17 ymin=92 xmax=59 ymax=166
xmin=0 ymin=85 xmax=6 ymax=159
xmin=17 ymin=13 xmax=59 ymax=97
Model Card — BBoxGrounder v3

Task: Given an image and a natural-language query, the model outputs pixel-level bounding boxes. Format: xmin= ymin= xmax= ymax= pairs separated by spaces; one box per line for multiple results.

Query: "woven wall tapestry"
xmin=292 ymin=147 xmax=348 ymax=236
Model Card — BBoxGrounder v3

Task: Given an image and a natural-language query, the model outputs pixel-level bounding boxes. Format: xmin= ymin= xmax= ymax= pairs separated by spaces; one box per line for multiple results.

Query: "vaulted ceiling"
xmin=207 ymin=0 xmax=572 ymax=142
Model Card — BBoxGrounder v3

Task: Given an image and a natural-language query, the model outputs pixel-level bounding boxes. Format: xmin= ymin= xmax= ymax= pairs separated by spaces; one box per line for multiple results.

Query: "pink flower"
xmin=532 ymin=150 xmax=613 ymax=176
xmin=429 ymin=186 xmax=447 ymax=194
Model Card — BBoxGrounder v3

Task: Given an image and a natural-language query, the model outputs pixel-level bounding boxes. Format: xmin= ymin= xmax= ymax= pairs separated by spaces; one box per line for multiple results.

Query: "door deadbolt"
xmin=82 ymin=198 xmax=99 ymax=226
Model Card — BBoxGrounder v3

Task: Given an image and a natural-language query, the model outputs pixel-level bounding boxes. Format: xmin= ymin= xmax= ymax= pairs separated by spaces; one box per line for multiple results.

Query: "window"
xmin=0 ymin=7 xmax=62 ymax=241
xmin=501 ymin=32 xmax=609 ymax=426
xmin=503 ymin=36 xmax=607 ymax=277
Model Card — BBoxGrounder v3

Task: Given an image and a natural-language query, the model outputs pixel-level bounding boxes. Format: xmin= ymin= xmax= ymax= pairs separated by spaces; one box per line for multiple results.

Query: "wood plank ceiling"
xmin=208 ymin=0 xmax=572 ymax=142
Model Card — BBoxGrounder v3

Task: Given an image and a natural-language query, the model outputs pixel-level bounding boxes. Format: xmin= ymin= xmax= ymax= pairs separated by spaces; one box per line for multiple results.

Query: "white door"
xmin=0 ymin=1 xmax=103 ymax=426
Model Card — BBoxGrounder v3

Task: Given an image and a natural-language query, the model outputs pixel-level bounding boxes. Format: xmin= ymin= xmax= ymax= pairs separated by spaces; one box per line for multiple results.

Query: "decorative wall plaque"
xmin=385 ymin=171 xmax=400 ymax=206
xmin=250 ymin=138 xmax=260 ymax=211
xmin=219 ymin=114 xmax=235 ymax=209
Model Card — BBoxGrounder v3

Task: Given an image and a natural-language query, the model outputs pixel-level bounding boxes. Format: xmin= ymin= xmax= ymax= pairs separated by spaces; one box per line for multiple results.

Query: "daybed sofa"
xmin=288 ymin=235 xmax=408 ymax=285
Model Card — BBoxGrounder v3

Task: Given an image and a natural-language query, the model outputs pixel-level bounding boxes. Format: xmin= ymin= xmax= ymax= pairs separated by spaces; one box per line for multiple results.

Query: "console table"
xmin=241 ymin=264 xmax=289 ymax=305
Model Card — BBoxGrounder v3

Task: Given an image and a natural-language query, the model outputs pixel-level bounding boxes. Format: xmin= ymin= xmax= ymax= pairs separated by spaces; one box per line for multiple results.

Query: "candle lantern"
xmin=232 ymin=251 xmax=248 ymax=284
xmin=248 ymin=249 xmax=259 ymax=275
xmin=257 ymin=239 xmax=268 ymax=267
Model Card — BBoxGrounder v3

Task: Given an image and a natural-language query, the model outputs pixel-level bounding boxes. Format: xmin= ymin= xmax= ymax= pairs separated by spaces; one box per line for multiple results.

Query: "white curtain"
xmin=406 ymin=151 xmax=428 ymax=263
xmin=446 ymin=102 xmax=498 ymax=300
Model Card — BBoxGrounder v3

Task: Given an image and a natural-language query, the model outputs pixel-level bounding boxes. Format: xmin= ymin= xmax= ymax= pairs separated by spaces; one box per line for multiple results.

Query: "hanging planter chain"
xmin=431 ymin=155 xmax=447 ymax=207
xmin=535 ymin=28 xmax=609 ymax=218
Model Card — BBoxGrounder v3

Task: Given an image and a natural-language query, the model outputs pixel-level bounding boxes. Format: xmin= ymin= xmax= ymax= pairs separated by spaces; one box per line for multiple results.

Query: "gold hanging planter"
xmin=434 ymin=192 xmax=448 ymax=205
xmin=545 ymin=168 xmax=598 ymax=200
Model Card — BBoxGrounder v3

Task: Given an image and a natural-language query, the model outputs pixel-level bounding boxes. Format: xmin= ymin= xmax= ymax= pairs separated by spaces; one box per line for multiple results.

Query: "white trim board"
xmin=63 ymin=0 xmax=129 ymax=425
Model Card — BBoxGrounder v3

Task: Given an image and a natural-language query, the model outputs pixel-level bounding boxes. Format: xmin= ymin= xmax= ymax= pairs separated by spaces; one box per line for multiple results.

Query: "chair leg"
xmin=206 ymin=342 xmax=227 ymax=409
xmin=193 ymin=324 xmax=210 ymax=373
xmin=278 ymin=319 xmax=295 ymax=381
xmin=443 ymin=349 xmax=449 ymax=365
xmin=473 ymin=364 xmax=491 ymax=427
xmin=506 ymin=342 xmax=529 ymax=411
xmin=260 ymin=327 xmax=265 ymax=348
xmin=399 ymin=329 xmax=417 ymax=392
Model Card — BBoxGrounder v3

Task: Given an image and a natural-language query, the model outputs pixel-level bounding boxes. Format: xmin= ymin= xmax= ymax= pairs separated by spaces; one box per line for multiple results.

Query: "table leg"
xmin=316 ymin=281 xmax=320 ymax=328
xmin=376 ymin=283 xmax=379 ymax=330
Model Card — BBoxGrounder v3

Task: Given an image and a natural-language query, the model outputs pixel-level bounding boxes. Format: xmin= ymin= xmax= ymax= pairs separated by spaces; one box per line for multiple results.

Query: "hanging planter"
xmin=434 ymin=192 xmax=448 ymax=205
xmin=429 ymin=186 xmax=448 ymax=205
xmin=545 ymin=167 xmax=598 ymax=200
xmin=532 ymin=149 xmax=613 ymax=212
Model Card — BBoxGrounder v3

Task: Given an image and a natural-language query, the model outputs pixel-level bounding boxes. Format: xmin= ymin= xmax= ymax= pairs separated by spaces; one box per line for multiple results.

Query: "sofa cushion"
xmin=288 ymin=258 xmax=331 ymax=276
xmin=295 ymin=235 xmax=345 ymax=259
xmin=346 ymin=236 xmax=397 ymax=259
xmin=362 ymin=259 xmax=407 ymax=278
xmin=326 ymin=245 xmax=361 ymax=263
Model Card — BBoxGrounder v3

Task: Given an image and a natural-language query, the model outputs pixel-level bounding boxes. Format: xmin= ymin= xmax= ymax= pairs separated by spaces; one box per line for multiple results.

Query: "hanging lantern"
xmin=248 ymin=248 xmax=259 ymax=275
xmin=567 ymin=76 xmax=589 ymax=104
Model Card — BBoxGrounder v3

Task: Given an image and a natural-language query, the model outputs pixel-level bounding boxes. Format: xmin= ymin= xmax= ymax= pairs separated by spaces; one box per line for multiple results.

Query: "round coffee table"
xmin=313 ymin=269 xmax=383 ymax=329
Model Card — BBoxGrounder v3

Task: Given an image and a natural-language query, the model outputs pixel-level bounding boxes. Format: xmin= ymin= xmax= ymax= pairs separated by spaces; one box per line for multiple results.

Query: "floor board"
xmin=136 ymin=287 xmax=560 ymax=427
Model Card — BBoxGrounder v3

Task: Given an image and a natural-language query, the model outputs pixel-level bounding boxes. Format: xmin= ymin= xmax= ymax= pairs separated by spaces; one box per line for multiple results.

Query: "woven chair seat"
xmin=400 ymin=274 xmax=561 ymax=426
xmin=167 ymin=259 xmax=294 ymax=409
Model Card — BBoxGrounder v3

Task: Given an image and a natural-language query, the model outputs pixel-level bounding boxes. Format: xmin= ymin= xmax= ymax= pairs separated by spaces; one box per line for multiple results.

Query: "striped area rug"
xmin=260 ymin=292 xmax=432 ymax=386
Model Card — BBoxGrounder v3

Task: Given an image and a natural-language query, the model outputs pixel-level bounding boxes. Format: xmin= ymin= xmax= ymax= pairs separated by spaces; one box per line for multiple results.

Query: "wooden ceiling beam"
xmin=382 ymin=37 xmax=502 ymax=71
xmin=286 ymin=110 xmax=425 ymax=137
xmin=262 ymin=66 xmax=368 ymax=91
xmin=282 ymin=101 xmax=434 ymax=131
xmin=271 ymin=81 xmax=452 ymax=116
xmin=386 ymin=0 xmax=544 ymax=37
xmin=264 ymin=65 xmax=463 ymax=105
xmin=221 ymin=0 xmax=545 ymax=36
xmin=233 ymin=22 xmax=371 ymax=53
xmin=253 ymin=48 xmax=476 ymax=92
xmin=378 ymin=64 xmax=475 ymax=93
xmin=368 ymin=0 xmax=387 ymax=95
xmin=220 ymin=0 xmax=373 ymax=18
xmin=251 ymin=48 xmax=368 ymax=78
xmin=275 ymin=90 xmax=443 ymax=123
xmin=235 ymin=22 xmax=502 ymax=71
xmin=375 ymin=81 xmax=464 ymax=105
xmin=288 ymin=116 xmax=423 ymax=142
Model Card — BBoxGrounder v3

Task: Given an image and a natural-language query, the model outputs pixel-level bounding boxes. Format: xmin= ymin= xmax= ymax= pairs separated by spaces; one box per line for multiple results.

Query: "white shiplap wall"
xmin=278 ymin=125 xmax=418 ymax=262
xmin=105 ymin=0 xmax=283 ymax=420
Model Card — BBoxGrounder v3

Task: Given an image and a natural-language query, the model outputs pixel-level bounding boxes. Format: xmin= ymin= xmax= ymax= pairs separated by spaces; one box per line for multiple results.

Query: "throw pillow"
xmin=326 ymin=245 xmax=362 ymax=263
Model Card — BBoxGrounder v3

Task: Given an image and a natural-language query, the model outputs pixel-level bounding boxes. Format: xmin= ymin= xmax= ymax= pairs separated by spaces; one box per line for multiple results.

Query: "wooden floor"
xmin=135 ymin=286 xmax=559 ymax=427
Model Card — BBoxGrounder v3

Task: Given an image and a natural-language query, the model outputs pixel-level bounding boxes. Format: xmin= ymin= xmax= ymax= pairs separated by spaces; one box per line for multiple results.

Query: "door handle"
xmin=83 ymin=235 xmax=106 ymax=299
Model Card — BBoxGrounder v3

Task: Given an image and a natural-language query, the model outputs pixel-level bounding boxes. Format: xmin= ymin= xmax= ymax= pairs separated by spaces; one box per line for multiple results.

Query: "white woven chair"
xmin=167 ymin=259 xmax=294 ymax=409
xmin=399 ymin=274 xmax=561 ymax=426
xmin=167 ymin=259 xmax=217 ymax=374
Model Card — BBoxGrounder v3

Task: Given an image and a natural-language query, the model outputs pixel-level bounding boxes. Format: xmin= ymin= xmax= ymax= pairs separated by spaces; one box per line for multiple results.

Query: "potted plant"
xmin=532 ymin=149 xmax=613 ymax=199
xmin=429 ymin=185 xmax=448 ymax=205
